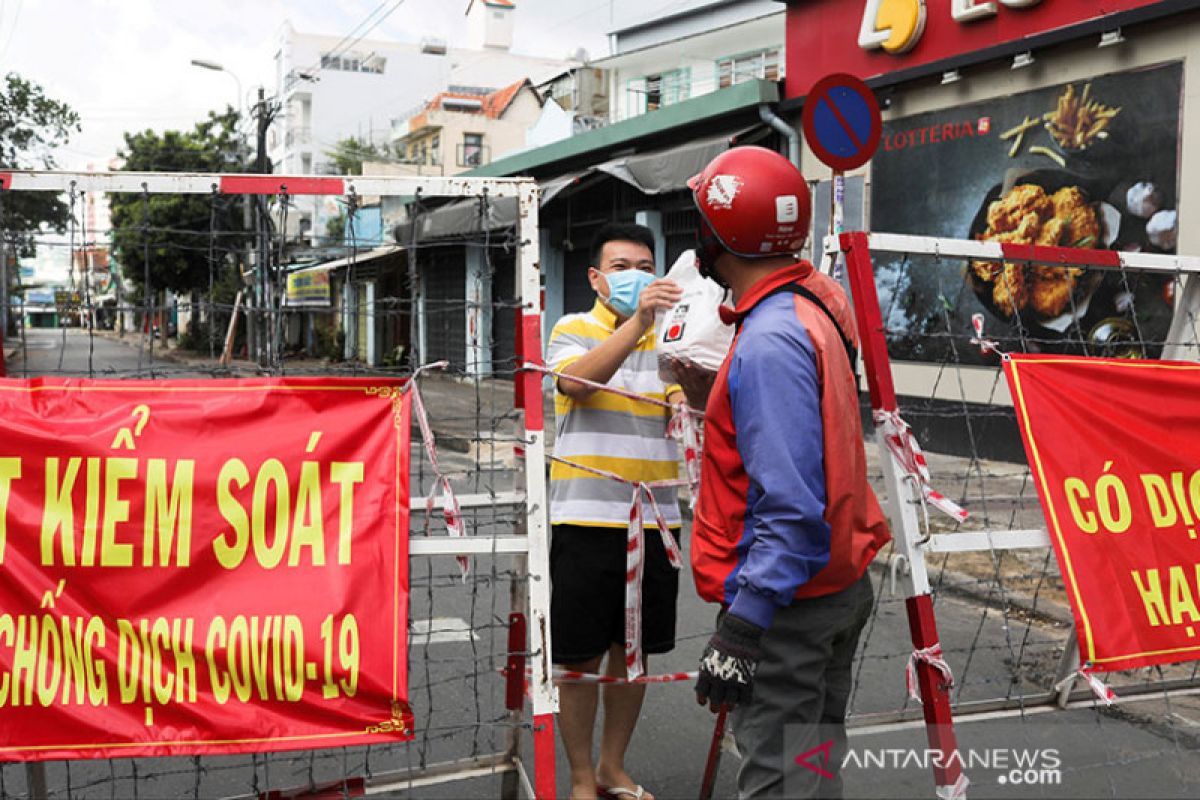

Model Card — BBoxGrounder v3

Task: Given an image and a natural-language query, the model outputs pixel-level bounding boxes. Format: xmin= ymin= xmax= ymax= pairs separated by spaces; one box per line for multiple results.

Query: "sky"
xmin=2 ymin=0 xmax=708 ymax=171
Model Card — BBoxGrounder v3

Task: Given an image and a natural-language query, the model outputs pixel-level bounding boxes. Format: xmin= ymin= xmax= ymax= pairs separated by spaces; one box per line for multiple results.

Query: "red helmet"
xmin=687 ymin=145 xmax=812 ymax=258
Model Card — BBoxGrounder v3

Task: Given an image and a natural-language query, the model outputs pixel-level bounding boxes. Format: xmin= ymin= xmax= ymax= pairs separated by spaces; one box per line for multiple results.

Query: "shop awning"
xmin=289 ymin=245 xmax=403 ymax=275
xmin=403 ymin=125 xmax=762 ymax=243
xmin=405 ymin=195 xmax=519 ymax=242
xmin=539 ymin=171 xmax=588 ymax=206
xmin=593 ymin=130 xmax=744 ymax=195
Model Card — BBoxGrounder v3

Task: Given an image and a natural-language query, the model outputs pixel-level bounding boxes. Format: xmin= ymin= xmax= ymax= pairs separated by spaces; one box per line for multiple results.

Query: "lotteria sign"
xmin=784 ymin=0 xmax=1179 ymax=98
xmin=858 ymin=0 xmax=1043 ymax=55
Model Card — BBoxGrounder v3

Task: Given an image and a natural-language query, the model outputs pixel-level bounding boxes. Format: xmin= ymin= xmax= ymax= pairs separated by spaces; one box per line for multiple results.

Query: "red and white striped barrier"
xmin=0 ymin=169 xmax=531 ymax=199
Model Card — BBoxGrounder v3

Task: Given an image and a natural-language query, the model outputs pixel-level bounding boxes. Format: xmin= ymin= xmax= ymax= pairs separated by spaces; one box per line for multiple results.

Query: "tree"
xmin=325 ymin=214 xmax=346 ymax=243
xmin=0 ymin=73 xmax=81 ymax=256
xmin=326 ymin=136 xmax=392 ymax=176
xmin=109 ymin=108 xmax=249 ymax=296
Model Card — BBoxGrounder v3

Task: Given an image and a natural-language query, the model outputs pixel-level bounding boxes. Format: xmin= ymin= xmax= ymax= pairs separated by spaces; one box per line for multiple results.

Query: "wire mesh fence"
xmin=0 ymin=171 xmax=553 ymax=799
xmin=832 ymin=231 xmax=1200 ymax=798
xmin=10 ymin=169 xmax=1200 ymax=798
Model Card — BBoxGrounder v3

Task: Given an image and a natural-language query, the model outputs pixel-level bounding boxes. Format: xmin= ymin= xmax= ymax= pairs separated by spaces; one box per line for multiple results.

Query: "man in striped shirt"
xmin=546 ymin=223 xmax=684 ymax=800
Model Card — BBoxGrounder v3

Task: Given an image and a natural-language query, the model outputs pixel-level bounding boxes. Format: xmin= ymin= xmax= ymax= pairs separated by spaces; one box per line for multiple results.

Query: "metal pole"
xmin=832 ymin=170 xmax=846 ymax=281
xmin=25 ymin=763 xmax=47 ymax=800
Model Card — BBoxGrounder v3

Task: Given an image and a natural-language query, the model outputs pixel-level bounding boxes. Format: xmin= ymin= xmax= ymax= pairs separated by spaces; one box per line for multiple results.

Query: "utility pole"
xmin=253 ymin=87 xmax=273 ymax=366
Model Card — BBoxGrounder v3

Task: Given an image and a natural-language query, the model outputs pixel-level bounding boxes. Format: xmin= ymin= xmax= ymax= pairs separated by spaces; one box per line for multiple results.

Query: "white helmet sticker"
xmin=775 ymin=195 xmax=799 ymax=224
xmin=705 ymin=174 xmax=743 ymax=210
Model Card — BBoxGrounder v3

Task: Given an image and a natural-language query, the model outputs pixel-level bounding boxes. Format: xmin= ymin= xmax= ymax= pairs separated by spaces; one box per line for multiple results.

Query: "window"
xmin=717 ymin=48 xmax=782 ymax=89
xmin=642 ymin=68 xmax=690 ymax=112
xmin=461 ymin=133 xmax=484 ymax=167
xmin=431 ymin=134 xmax=441 ymax=163
xmin=319 ymin=52 xmax=384 ymax=74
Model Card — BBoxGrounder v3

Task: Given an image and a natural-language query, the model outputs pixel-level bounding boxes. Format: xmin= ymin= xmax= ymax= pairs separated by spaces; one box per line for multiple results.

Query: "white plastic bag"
xmin=656 ymin=250 xmax=734 ymax=382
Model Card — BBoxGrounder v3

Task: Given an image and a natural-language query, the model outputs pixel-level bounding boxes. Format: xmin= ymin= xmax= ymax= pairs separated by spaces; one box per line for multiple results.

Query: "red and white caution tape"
xmin=408 ymin=363 xmax=469 ymax=579
xmin=549 ymin=454 xmax=686 ymax=681
xmin=505 ymin=666 xmax=698 ymax=687
xmin=530 ymin=361 xmax=701 ymax=679
xmin=522 ymin=362 xmax=703 ymax=417
xmin=667 ymin=403 xmax=703 ymax=506
xmin=935 ymin=772 xmax=970 ymax=800
xmin=905 ymin=642 xmax=955 ymax=703
xmin=552 ymin=668 xmax=698 ymax=685
xmin=874 ymin=409 xmax=969 ymax=524
xmin=625 ymin=480 xmax=686 ymax=679
xmin=1054 ymin=666 xmax=1117 ymax=706
xmin=969 ymin=313 xmax=1008 ymax=359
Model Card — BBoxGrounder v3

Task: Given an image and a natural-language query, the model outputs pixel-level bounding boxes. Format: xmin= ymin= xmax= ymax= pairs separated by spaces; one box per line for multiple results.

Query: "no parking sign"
xmin=802 ymin=73 xmax=882 ymax=171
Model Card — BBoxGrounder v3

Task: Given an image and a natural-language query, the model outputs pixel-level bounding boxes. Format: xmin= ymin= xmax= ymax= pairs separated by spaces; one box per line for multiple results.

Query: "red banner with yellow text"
xmin=0 ymin=377 xmax=413 ymax=760
xmin=1006 ymin=355 xmax=1200 ymax=672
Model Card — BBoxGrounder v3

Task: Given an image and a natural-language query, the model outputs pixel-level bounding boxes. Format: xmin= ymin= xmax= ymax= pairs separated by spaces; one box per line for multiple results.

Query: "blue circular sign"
xmin=802 ymin=74 xmax=882 ymax=171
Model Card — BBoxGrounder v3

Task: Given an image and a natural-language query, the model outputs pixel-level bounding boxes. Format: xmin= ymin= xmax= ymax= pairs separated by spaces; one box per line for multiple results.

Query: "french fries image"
xmin=1001 ymin=116 xmax=1040 ymax=157
xmin=1043 ymin=82 xmax=1121 ymax=150
xmin=1029 ymin=146 xmax=1066 ymax=167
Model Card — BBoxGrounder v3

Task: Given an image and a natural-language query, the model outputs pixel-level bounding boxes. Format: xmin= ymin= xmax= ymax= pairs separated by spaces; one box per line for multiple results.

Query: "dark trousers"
xmin=731 ymin=572 xmax=875 ymax=799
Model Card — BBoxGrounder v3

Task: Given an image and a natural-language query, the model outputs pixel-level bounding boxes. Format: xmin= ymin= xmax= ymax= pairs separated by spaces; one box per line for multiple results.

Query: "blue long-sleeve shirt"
xmin=691 ymin=262 xmax=891 ymax=630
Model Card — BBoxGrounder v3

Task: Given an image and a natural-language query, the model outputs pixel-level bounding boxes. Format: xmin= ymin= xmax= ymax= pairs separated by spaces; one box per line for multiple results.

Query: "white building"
xmin=599 ymin=0 xmax=784 ymax=123
xmin=270 ymin=1 xmax=574 ymax=243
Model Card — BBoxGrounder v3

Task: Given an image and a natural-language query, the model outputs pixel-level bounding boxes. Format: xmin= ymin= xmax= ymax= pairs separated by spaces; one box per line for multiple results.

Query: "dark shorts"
xmin=550 ymin=523 xmax=681 ymax=665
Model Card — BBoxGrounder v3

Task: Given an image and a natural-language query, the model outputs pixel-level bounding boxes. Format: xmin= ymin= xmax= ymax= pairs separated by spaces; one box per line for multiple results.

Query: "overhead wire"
xmin=289 ymin=0 xmax=410 ymax=91
xmin=0 ymin=0 xmax=21 ymax=62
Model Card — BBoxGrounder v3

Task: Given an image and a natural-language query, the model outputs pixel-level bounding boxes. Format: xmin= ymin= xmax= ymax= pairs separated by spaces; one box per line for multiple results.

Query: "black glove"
xmin=695 ymin=612 xmax=764 ymax=712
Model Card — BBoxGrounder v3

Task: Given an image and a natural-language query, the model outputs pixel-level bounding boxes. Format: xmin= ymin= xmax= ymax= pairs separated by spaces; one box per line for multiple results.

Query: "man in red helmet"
xmin=687 ymin=146 xmax=891 ymax=797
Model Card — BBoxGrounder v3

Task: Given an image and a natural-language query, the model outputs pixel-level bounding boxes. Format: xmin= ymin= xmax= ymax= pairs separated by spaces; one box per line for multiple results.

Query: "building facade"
xmin=600 ymin=0 xmax=784 ymax=123
xmin=393 ymin=79 xmax=544 ymax=176
xmin=270 ymin=2 xmax=573 ymax=245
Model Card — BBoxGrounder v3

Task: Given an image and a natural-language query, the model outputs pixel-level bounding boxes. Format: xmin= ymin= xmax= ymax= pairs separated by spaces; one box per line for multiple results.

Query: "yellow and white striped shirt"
xmin=546 ymin=300 xmax=682 ymax=528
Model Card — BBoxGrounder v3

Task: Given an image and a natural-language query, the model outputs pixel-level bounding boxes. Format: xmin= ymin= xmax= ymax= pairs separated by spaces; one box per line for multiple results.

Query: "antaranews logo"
xmin=858 ymin=0 xmax=928 ymax=55
xmin=788 ymin=732 xmax=1062 ymax=798
xmin=838 ymin=746 xmax=1061 ymax=786
xmin=795 ymin=740 xmax=836 ymax=780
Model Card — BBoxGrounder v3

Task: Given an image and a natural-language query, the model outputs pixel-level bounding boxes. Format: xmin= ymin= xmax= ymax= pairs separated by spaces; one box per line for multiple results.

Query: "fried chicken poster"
xmin=870 ymin=63 xmax=1182 ymax=366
